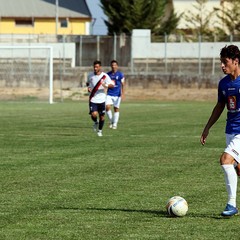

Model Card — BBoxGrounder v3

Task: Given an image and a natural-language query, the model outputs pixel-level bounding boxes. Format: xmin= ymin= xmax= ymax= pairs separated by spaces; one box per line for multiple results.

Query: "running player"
xmin=200 ymin=45 xmax=240 ymax=217
xmin=87 ymin=60 xmax=113 ymax=137
xmin=106 ymin=60 xmax=125 ymax=129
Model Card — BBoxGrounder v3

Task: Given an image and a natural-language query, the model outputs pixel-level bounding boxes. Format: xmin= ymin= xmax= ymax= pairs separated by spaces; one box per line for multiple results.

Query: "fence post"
xmin=164 ymin=33 xmax=168 ymax=74
xmin=130 ymin=35 xmax=133 ymax=74
xmin=212 ymin=35 xmax=216 ymax=76
xmin=198 ymin=34 xmax=201 ymax=76
xmin=49 ymin=47 xmax=53 ymax=104
xmin=179 ymin=34 xmax=183 ymax=74
xmin=28 ymin=34 xmax=32 ymax=76
xmin=63 ymin=35 xmax=66 ymax=73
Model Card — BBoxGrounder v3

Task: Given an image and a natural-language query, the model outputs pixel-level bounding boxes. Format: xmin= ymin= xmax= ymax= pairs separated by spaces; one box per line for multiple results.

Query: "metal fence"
xmin=0 ymin=33 xmax=238 ymax=74
xmin=74 ymin=35 xmax=131 ymax=67
xmin=0 ymin=33 xmax=239 ymax=89
xmin=1 ymin=33 xmax=238 ymax=101
xmin=59 ymin=33 xmax=239 ymax=77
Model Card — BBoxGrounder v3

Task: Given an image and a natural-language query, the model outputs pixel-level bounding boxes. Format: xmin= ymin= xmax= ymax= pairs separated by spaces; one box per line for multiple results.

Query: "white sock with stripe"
xmin=222 ymin=164 xmax=237 ymax=207
xmin=106 ymin=110 xmax=113 ymax=123
xmin=113 ymin=112 xmax=119 ymax=126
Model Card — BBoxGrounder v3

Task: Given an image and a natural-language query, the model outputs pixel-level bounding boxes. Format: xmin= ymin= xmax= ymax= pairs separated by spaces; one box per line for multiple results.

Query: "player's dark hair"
xmin=111 ymin=60 xmax=118 ymax=65
xmin=220 ymin=45 xmax=240 ymax=61
xmin=93 ymin=60 xmax=101 ymax=66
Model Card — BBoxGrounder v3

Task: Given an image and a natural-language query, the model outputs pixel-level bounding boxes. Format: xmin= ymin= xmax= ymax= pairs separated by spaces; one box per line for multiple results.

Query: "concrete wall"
xmin=132 ymin=29 xmax=237 ymax=59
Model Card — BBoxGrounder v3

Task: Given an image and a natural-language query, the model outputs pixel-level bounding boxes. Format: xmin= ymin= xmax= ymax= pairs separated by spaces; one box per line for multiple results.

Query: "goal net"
xmin=0 ymin=46 xmax=53 ymax=103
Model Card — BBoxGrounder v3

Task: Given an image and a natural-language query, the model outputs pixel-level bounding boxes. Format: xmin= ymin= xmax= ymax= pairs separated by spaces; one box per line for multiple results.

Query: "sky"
xmin=85 ymin=0 xmax=108 ymax=35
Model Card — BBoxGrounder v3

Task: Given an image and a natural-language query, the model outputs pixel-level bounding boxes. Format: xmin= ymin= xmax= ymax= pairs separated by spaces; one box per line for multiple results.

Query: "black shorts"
xmin=89 ymin=102 xmax=106 ymax=115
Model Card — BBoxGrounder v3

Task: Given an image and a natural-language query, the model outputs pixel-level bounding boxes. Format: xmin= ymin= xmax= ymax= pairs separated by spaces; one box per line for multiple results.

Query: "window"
xmin=15 ymin=19 xmax=34 ymax=27
xmin=60 ymin=19 xmax=68 ymax=28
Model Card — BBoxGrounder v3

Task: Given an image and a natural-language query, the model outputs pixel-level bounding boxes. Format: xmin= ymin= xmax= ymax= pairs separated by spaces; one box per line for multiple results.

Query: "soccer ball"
xmin=166 ymin=196 xmax=188 ymax=217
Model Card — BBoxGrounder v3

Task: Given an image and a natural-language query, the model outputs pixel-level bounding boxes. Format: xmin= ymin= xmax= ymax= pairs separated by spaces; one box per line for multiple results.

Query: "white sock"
xmin=113 ymin=112 xmax=119 ymax=126
xmin=222 ymin=164 xmax=237 ymax=207
xmin=106 ymin=110 xmax=113 ymax=123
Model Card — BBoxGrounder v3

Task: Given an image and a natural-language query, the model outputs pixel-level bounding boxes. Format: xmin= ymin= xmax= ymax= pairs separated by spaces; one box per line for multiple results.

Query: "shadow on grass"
xmin=87 ymin=207 xmax=166 ymax=216
xmin=57 ymin=206 xmax=167 ymax=217
xmin=56 ymin=207 xmax=233 ymax=220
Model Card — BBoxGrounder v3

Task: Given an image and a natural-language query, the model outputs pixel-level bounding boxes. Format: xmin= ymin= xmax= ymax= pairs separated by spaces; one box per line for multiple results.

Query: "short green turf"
xmin=0 ymin=100 xmax=237 ymax=240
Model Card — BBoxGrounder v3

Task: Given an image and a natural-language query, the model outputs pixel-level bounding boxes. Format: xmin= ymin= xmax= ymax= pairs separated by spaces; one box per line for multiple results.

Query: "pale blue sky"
xmin=86 ymin=0 xmax=108 ymax=35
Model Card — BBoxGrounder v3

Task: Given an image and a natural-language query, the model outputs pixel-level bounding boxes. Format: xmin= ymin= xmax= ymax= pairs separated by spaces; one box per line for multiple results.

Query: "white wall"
xmin=0 ymin=42 xmax=76 ymax=67
xmin=132 ymin=29 xmax=238 ymax=59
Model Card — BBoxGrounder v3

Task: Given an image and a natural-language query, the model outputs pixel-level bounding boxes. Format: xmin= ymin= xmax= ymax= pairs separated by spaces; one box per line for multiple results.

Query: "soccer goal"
xmin=0 ymin=46 xmax=53 ymax=103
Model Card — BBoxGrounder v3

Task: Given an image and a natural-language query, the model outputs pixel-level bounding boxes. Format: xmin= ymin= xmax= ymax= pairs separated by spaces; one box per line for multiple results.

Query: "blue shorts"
xmin=89 ymin=102 xmax=106 ymax=115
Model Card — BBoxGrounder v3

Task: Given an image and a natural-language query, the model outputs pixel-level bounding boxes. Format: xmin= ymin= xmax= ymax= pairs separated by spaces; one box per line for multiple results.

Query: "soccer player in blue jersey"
xmin=106 ymin=60 xmax=125 ymax=129
xmin=200 ymin=45 xmax=240 ymax=217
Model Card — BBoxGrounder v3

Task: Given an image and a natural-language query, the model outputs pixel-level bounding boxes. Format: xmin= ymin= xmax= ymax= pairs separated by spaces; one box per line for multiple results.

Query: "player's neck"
xmin=229 ymin=67 xmax=240 ymax=81
xmin=230 ymin=69 xmax=240 ymax=80
xmin=95 ymin=71 xmax=102 ymax=76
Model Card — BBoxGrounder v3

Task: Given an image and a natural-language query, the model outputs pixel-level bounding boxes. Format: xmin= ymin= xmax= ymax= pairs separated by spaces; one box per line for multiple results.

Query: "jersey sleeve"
xmin=218 ymin=81 xmax=225 ymax=103
xmin=121 ymin=72 xmax=125 ymax=83
xmin=104 ymin=73 xmax=112 ymax=84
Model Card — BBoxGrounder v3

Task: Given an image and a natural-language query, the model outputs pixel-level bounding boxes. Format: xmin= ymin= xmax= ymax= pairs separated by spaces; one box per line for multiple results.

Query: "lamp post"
xmin=55 ymin=0 xmax=59 ymax=35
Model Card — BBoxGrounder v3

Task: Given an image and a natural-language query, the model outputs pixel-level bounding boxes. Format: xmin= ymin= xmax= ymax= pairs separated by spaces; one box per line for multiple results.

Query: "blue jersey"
xmin=218 ymin=75 xmax=240 ymax=134
xmin=107 ymin=71 xmax=124 ymax=97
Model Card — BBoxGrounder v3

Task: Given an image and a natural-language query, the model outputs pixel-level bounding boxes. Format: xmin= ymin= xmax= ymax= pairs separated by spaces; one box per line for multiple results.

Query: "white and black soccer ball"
xmin=166 ymin=196 xmax=188 ymax=217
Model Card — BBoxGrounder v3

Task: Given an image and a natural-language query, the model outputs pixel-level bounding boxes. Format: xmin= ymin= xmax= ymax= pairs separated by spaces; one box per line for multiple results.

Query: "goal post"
xmin=0 ymin=45 xmax=53 ymax=104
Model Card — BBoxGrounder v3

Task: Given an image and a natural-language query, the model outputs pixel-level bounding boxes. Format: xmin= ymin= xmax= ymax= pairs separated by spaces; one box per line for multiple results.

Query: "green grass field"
xmin=0 ymin=100 xmax=238 ymax=239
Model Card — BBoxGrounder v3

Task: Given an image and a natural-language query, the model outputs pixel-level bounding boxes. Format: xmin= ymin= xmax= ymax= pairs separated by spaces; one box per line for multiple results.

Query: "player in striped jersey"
xmin=87 ymin=60 xmax=113 ymax=137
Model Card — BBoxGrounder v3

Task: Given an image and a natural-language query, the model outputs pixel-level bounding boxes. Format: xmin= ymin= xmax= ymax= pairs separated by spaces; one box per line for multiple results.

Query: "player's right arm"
xmin=200 ymin=101 xmax=225 ymax=145
xmin=87 ymin=73 xmax=93 ymax=92
xmin=87 ymin=81 xmax=92 ymax=92
xmin=88 ymin=87 xmax=92 ymax=93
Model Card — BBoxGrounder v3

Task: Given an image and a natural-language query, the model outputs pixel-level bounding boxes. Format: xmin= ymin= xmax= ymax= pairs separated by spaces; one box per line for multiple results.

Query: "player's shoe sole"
xmin=221 ymin=204 xmax=238 ymax=217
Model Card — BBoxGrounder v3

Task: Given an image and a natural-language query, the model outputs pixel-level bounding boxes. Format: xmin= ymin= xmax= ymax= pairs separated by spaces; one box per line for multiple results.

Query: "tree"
xmin=183 ymin=0 xmax=215 ymax=40
xmin=100 ymin=0 xmax=180 ymax=35
xmin=157 ymin=0 xmax=182 ymax=35
xmin=214 ymin=0 xmax=240 ymax=37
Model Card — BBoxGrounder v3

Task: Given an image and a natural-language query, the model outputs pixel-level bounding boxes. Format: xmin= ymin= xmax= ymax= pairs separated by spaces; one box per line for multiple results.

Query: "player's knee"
xmin=91 ymin=112 xmax=98 ymax=118
xmin=220 ymin=152 xmax=235 ymax=165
